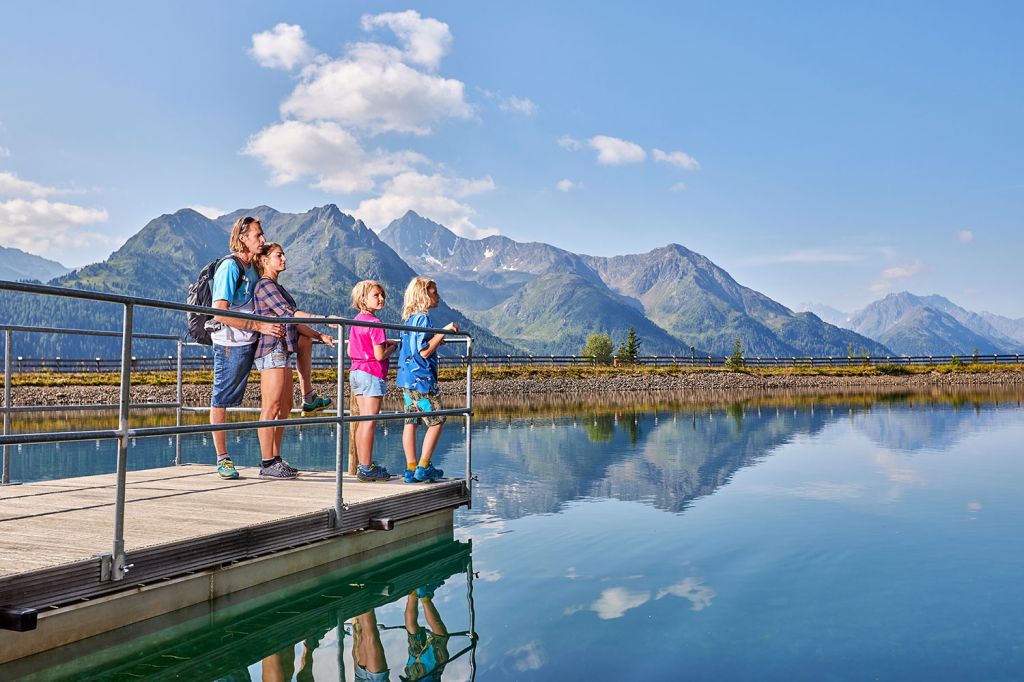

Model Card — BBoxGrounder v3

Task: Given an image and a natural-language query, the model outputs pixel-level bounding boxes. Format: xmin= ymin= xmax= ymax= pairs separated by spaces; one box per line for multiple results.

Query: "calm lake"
xmin=3 ymin=387 xmax=1024 ymax=680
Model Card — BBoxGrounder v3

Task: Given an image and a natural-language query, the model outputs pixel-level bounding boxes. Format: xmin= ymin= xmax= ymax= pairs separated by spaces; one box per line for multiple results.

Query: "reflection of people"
xmin=397 ymin=277 xmax=458 ymax=483
xmin=214 ymin=626 xmax=321 ymax=682
xmin=402 ymin=583 xmax=450 ymax=682
xmin=352 ymin=609 xmax=391 ymax=681
xmin=252 ymin=243 xmax=336 ymax=479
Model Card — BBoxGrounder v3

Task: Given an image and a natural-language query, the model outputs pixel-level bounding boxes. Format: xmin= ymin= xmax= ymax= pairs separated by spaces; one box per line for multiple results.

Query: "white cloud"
xmin=249 ymin=23 xmax=317 ymax=70
xmin=353 ymin=171 xmax=496 ymax=238
xmin=669 ymin=182 xmax=688 ymax=192
xmin=652 ymin=148 xmax=700 ymax=171
xmin=0 ymin=198 xmax=112 ymax=261
xmin=957 ymin=229 xmax=974 ymax=242
xmin=587 ymin=135 xmax=646 ymax=165
xmin=0 ymin=171 xmax=73 ymax=198
xmin=509 ymin=642 xmax=545 ymax=672
xmin=870 ymin=261 xmax=923 ymax=294
xmin=500 ymin=96 xmax=537 ymax=116
xmin=656 ymin=577 xmax=717 ymax=611
xmin=244 ymin=120 xmax=426 ymax=193
xmin=556 ymin=178 xmax=581 ymax=192
xmin=557 ymin=135 xmax=583 ymax=151
xmin=361 ymin=10 xmax=452 ymax=70
xmin=188 ymin=205 xmax=226 ymax=219
xmin=589 ymin=587 xmax=650 ymax=620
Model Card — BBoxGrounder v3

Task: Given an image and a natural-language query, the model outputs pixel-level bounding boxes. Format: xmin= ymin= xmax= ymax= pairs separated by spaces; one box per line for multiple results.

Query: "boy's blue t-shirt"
xmin=397 ymin=312 xmax=439 ymax=393
xmin=211 ymin=257 xmax=257 ymax=308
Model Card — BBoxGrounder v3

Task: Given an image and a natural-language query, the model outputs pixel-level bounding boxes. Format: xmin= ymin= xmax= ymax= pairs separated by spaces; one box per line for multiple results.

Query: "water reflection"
xmin=2 ymin=538 xmax=476 ymax=681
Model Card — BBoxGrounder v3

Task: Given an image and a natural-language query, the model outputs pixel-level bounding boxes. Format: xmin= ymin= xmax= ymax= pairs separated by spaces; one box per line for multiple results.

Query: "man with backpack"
xmin=209 ymin=216 xmax=283 ymax=480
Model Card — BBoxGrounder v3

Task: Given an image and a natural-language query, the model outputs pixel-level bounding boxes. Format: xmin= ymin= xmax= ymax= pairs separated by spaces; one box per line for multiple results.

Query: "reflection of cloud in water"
xmin=656 ymin=576 xmax=716 ymax=611
xmin=589 ymin=587 xmax=651 ymax=619
xmin=855 ymin=404 xmax=998 ymax=453
xmin=872 ymin=448 xmax=926 ymax=485
xmin=967 ymin=500 xmax=982 ymax=512
xmin=509 ymin=641 xmax=546 ymax=671
xmin=454 ymin=513 xmax=508 ymax=544
xmin=783 ymin=482 xmax=865 ymax=501
xmin=475 ymin=569 xmax=502 ymax=582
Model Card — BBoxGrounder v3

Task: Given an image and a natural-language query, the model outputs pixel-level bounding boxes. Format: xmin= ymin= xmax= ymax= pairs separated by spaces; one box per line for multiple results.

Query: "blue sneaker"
xmin=414 ymin=464 xmax=444 ymax=482
xmin=403 ymin=468 xmax=418 ymax=484
xmin=217 ymin=457 xmax=239 ymax=480
xmin=302 ymin=395 xmax=332 ymax=414
xmin=357 ymin=463 xmax=391 ymax=482
xmin=416 ymin=580 xmax=444 ymax=599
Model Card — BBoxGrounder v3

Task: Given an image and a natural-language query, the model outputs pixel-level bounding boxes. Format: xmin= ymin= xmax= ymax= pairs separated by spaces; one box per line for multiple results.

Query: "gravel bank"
xmin=6 ymin=370 xmax=1024 ymax=407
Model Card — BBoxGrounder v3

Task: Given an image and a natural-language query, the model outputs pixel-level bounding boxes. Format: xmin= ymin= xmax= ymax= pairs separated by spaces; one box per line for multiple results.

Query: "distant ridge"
xmin=0 ymin=245 xmax=71 ymax=283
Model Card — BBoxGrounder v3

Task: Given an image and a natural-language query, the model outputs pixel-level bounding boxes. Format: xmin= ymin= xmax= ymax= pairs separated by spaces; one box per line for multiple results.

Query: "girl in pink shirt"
xmin=348 ymin=280 xmax=398 ymax=482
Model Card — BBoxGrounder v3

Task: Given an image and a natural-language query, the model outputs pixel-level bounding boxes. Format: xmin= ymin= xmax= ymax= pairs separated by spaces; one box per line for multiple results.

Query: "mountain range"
xmin=0 ymin=246 xmax=70 ymax=283
xmin=0 ymin=204 xmax=957 ymax=360
xmin=801 ymin=292 xmax=1024 ymax=356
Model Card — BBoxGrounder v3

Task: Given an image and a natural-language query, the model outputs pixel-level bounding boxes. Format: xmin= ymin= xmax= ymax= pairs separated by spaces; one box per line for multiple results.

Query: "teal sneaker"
xmin=357 ymin=463 xmax=391 ymax=482
xmin=217 ymin=457 xmax=239 ymax=480
xmin=302 ymin=395 xmax=332 ymax=414
xmin=414 ymin=463 xmax=444 ymax=482
xmin=403 ymin=468 xmax=418 ymax=484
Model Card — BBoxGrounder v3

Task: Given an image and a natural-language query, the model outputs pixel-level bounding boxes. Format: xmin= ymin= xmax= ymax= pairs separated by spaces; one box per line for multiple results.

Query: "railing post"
xmin=110 ymin=303 xmax=133 ymax=581
xmin=175 ymin=338 xmax=183 ymax=466
xmin=3 ymin=329 xmax=11 ymax=485
xmin=333 ymin=323 xmax=346 ymax=528
xmin=465 ymin=336 xmax=473 ymax=507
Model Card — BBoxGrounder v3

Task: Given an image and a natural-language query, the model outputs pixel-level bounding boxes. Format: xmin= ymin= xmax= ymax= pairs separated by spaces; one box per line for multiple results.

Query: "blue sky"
xmin=1 ymin=2 xmax=1021 ymax=316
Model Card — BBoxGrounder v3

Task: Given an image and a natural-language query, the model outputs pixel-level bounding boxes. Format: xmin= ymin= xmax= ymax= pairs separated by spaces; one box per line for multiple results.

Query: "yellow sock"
xmin=418 ymin=457 xmax=431 ymax=469
xmin=407 ymin=463 xmax=417 ymax=471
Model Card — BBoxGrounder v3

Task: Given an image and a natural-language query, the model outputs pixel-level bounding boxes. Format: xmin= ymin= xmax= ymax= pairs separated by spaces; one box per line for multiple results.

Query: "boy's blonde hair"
xmin=351 ymin=279 xmax=385 ymax=311
xmin=402 ymin=276 xmax=436 ymax=319
xmin=253 ymin=243 xmax=283 ymax=278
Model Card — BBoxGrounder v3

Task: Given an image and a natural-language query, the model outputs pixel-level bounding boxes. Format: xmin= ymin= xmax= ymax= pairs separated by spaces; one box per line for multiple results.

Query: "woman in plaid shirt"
xmin=252 ymin=243 xmax=336 ymax=479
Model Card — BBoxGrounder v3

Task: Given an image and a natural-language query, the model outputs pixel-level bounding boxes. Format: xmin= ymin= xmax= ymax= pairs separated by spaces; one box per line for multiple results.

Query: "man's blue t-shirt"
xmin=211 ymin=257 xmax=257 ymax=307
xmin=397 ymin=312 xmax=439 ymax=393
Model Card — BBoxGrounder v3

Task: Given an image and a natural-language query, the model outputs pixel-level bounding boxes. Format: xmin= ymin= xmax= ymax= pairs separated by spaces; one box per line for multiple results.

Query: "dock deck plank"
xmin=0 ymin=465 xmax=465 ymax=578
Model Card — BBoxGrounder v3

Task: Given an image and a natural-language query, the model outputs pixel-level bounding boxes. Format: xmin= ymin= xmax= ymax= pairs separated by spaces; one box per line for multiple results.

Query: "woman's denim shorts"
xmin=254 ymin=350 xmax=294 ymax=372
xmin=351 ymin=369 xmax=387 ymax=397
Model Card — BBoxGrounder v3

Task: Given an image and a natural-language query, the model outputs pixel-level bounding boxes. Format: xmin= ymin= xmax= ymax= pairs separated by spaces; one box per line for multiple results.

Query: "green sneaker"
xmin=302 ymin=395 xmax=332 ymax=414
xmin=217 ymin=457 xmax=239 ymax=480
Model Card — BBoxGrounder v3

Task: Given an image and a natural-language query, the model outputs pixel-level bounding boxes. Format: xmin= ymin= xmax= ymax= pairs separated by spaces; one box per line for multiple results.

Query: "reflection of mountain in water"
xmin=473 ymin=404 xmax=835 ymax=519
xmin=854 ymin=401 xmax=1001 ymax=452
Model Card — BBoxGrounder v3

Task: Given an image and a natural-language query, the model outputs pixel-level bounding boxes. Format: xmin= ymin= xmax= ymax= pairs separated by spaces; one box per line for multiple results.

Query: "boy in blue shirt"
xmin=396 ymin=277 xmax=458 ymax=483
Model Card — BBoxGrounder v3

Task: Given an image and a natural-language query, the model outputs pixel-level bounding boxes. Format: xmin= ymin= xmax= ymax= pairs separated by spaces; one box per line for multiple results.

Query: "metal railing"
xmin=0 ymin=279 xmax=475 ymax=582
xmin=7 ymin=351 xmax=1024 ymax=372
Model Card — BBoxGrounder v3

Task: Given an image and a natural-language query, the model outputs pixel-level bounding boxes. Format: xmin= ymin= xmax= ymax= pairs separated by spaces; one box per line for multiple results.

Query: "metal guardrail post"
xmin=108 ymin=303 xmax=133 ymax=581
xmin=3 ymin=329 xmax=11 ymax=485
xmin=333 ymin=323 xmax=346 ymax=528
xmin=465 ymin=336 xmax=474 ymax=507
xmin=175 ymin=338 xmax=183 ymax=466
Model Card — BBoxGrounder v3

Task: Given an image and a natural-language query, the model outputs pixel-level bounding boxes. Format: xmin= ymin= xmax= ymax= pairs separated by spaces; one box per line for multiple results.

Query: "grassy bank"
xmin=3 ymin=362 xmax=1022 ymax=387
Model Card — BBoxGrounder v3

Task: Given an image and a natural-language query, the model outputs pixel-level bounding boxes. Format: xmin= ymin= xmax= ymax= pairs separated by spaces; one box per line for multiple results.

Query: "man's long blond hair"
xmin=402 ymin=277 xmax=436 ymax=320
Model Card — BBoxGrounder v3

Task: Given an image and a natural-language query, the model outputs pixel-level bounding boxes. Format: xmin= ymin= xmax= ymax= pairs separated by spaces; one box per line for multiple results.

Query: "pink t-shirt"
xmin=349 ymin=312 xmax=389 ymax=379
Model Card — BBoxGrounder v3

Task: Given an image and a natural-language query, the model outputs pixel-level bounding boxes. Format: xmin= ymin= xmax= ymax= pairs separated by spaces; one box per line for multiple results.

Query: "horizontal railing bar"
xmin=0 ymin=324 xmax=178 ymax=340
xmin=0 ymin=429 xmax=119 ymax=446
xmin=0 ymin=280 xmax=469 ymax=339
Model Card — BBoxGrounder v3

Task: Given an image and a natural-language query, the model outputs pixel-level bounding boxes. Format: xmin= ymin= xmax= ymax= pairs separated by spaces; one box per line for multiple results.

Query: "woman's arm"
xmin=296 ymin=323 xmax=335 ymax=347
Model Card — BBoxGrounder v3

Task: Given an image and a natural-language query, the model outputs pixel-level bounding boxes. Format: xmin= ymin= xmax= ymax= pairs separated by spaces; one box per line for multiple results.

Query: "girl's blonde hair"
xmin=229 ymin=216 xmax=261 ymax=255
xmin=402 ymin=276 xmax=436 ymax=319
xmin=253 ymin=243 xmax=283 ymax=278
xmin=351 ymin=280 xmax=385 ymax=311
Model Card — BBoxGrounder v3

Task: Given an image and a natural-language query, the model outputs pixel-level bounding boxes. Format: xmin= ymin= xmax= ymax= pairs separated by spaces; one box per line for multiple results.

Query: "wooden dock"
xmin=0 ymin=465 xmax=470 ymax=661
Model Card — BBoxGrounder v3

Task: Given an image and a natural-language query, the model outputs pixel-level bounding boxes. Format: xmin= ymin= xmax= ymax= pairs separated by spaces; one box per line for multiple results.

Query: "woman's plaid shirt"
xmin=253 ymin=277 xmax=300 ymax=358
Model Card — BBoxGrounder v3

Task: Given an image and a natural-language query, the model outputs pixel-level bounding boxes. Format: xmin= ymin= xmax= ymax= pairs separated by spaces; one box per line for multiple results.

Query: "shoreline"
xmin=5 ymin=369 xmax=1024 ymax=407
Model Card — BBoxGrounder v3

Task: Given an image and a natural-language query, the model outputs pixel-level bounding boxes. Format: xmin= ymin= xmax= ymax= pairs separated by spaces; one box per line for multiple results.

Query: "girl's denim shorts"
xmin=351 ymin=369 xmax=387 ymax=397
xmin=254 ymin=350 xmax=294 ymax=372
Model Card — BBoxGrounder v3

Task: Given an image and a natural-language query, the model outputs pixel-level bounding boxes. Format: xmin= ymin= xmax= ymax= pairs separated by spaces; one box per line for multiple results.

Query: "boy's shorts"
xmin=211 ymin=343 xmax=257 ymax=408
xmin=402 ymin=389 xmax=445 ymax=426
xmin=351 ymin=369 xmax=387 ymax=397
xmin=254 ymin=349 xmax=294 ymax=372
xmin=405 ymin=630 xmax=450 ymax=681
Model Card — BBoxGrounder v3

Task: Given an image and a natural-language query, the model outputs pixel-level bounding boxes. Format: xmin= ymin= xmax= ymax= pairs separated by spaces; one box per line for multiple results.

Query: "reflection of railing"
xmin=0 ymin=280 xmax=475 ymax=583
xmin=7 ymin=351 xmax=1024 ymax=371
